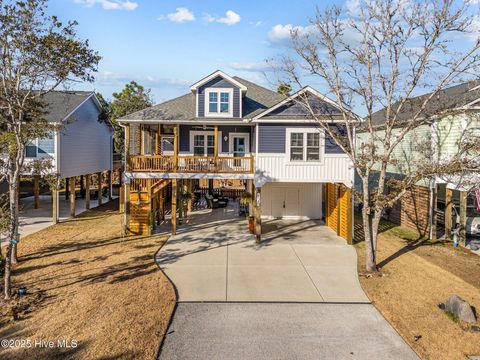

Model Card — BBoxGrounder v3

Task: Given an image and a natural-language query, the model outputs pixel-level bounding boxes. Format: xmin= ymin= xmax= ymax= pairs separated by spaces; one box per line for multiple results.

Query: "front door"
xmin=233 ymin=137 xmax=246 ymax=157
xmin=232 ymin=135 xmax=247 ymax=167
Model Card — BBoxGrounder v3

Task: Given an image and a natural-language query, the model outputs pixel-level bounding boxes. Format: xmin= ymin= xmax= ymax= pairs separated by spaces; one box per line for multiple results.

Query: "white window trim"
xmin=285 ymin=128 xmax=324 ymax=165
xmin=189 ymin=130 xmax=223 ymax=155
xmin=204 ymin=88 xmax=234 ymax=118
xmin=228 ymin=132 xmax=250 ymax=155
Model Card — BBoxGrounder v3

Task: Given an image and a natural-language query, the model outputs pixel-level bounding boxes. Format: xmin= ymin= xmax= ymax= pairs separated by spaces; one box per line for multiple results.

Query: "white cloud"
xmin=163 ymin=7 xmax=195 ymax=23
xmin=204 ymin=10 xmax=241 ymax=26
xmin=229 ymin=62 xmax=272 ymax=72
xmin=345 ymin=0 xmax=361 ymax=16
xmin=267 ymin=24 xmax=315 ymax=45
xmin=250 ymin=21 xmax=263 ymax=27
xmin=73 ymin=0 xmax=138 ymax=10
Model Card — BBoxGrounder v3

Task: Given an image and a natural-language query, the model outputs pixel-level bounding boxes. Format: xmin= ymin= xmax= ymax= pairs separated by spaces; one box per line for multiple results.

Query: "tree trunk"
xmin=5 ymin=171 xmax=20 ymax=299
xmin=4 ymin=243 xmax=12 ymax=299
xmin=362 ymin=179 xmax=377 ymax=273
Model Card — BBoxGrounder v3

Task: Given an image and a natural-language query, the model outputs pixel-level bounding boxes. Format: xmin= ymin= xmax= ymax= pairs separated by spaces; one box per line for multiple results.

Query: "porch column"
xmin=119 ymin=169 xmax=124 ymax=213
xmin=155 ymin=124 xmax=161 ymax=155
xmin=247 ymin=180 xmax=253 ymax=215
xmin=97 ymin=172 xmax=102 ymax=206
xmin=125 ymin=125 xmax=130 ymax=171
xmin=85 ymin=174 xmax=91 ymax=210
xmin=80 ymin=175 xmax=85 ymax=198
xmin=459 ymin=191 xmax=467 ymax=246
xmin=125 ymin=182 xmax=131 ymax=234
xmin=107 ymin=170 xmax=112 ymax=201
xmin=253 ymin=186 xmax=262 ymax=243
xmin=33 ymin=175 xmax=40 ymax=209
xmin=214 ymin=125 xmax=218 ymax=170
xmin=159 ymin=187 xmax=165 ymax=221
xmin=171 ymin=179 xmax=177 ymax=235
xmin=69 ymin=177 xmax=76 ymax=217
xmin=173 ymin=125 xmax=179 ymax=171
xmin=52 ymin=182 xmax=59 ymax=225
xmin=445 ymin=187 xmax=453 ymax=240
xmin=65 ymin=177 xmax=69 ymax=200
xmin=187 ymin=180 xmax=192 ymax=212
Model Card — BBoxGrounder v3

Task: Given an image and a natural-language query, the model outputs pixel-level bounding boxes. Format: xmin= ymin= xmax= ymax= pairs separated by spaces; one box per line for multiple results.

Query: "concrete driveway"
xmin=157 ymin=205 xmax=419 ymax=360
xmin=156 ymin=205 xmax=368 ymax=303
xmin=160 ymin=303 xmax=419 ymax=360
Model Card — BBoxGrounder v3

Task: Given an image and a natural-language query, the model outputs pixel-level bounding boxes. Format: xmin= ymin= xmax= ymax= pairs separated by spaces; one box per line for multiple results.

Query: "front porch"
xmin=124 ymin=123 xmax=254 ymax=175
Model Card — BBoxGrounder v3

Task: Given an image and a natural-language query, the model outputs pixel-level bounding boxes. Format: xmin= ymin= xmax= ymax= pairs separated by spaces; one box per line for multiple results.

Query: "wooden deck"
xmin=127 ymin=155 xmax=254 ymax=174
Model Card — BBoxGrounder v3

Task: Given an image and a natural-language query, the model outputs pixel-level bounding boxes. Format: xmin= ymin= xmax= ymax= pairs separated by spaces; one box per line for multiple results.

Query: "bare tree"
xmin=277 ymin=0 xmax=480 ymax=272
xmin=0 ymin=0 xmax=100 ymax=299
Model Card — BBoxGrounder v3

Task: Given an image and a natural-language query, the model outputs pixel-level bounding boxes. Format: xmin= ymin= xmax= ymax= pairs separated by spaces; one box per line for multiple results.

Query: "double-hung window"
xmin=205 ymin=89 xmax=233 ymax=117
xmin=193 ymin=133 xmax=215 ymax=156
xmin=287 ymin=129 xmax=322 ymax=162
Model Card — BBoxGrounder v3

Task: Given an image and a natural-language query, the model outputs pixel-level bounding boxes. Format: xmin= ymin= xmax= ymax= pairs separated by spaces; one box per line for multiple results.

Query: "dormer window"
xmin=205 ymin=88 xmax=233 ymax=117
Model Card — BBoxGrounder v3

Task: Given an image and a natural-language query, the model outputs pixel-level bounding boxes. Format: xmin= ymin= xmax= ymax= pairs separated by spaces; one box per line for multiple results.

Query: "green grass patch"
xmin=444 ymin=310 xmax=460 ymax=323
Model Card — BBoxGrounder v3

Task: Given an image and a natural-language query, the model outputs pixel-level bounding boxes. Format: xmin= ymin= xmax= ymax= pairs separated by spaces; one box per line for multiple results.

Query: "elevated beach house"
xmin=118 ymin=71 xmax=355 ymax=242
xmin=20 ymin=91 xmax=113 ymax=222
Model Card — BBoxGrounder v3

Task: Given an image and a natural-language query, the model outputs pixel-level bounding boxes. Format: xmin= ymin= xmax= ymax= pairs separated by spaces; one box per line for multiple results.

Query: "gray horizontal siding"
xmin=258 ymin=123 xmax=345 ymax=154
xmin=198 ymin=76 xmax=240 ymax=118
xmin=59 ymin=97 xmax=112 ymax=178
xmin=179 ymin=125 xmax=252 ymax=153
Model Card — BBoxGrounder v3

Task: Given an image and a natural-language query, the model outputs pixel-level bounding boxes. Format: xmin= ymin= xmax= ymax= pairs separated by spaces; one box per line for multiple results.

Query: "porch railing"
xmin=127 ymin=155 xmax=254 ymax=174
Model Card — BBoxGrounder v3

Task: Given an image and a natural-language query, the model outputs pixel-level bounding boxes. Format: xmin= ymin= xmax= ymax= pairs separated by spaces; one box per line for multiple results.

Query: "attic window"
xmin=205 ymin=88 xmax=233 ymax=117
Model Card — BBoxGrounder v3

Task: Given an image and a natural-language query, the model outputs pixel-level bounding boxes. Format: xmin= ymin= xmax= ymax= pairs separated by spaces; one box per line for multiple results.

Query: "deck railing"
xmin=127 ymin=155 xmax=254 ymax=174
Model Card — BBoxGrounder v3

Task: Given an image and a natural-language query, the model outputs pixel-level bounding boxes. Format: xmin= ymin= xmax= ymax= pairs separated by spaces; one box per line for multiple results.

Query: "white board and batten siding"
xmin=255 ymin=154 xmax=353 ymax=186
xmin=59 ymin=97 xmax=112 ymax=179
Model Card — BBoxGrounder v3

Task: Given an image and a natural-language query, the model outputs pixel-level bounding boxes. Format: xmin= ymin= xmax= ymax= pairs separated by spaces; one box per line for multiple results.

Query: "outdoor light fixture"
xmin=224 ymin=136 xmax=228 ymax=142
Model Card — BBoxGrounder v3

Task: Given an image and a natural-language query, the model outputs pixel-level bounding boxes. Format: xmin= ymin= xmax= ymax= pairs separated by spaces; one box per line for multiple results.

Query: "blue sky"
xmin=48 ymin=0 xmax=343 ymax=103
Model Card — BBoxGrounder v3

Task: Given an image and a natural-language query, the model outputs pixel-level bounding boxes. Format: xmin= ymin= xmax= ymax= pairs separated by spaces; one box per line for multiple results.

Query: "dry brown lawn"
xmin=355 ymin=223 xmax=480 ymax=360
xmin=0 ymin=201 xmax=176 ymax=360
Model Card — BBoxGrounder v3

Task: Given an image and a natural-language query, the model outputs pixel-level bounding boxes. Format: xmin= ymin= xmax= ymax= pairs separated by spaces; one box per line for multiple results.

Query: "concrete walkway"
xmin=15 ymin=194 xmax=110 ymax=239
xmin=156 ymin=203 xmax=369 ymax=302
xmin=160 ymin=303 xmax=419 ymax=360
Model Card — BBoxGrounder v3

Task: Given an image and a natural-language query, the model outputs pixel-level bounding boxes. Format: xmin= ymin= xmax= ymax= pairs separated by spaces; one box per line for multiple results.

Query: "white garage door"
xmin=262 ymin=183 xmax=322 ymax=219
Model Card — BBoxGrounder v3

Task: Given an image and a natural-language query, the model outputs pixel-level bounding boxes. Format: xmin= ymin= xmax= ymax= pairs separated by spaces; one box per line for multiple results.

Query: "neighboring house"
xmin=357 ymin=81 xmax=480 ymax=242
xmin=21 ymin=91 xmax=114 ymax=221
xmin=118 ymin=70 xmax=355 ymax=242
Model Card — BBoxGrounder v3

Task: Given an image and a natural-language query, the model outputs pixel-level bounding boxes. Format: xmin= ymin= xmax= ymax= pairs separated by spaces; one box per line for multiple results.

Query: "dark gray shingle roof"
xmin=119 ymin=76 xmax=286 ymax=121
xmin=370 ymin=81 xmax=480 ymax=126
xmin=39 ymin=91 xmax=95 ymax=122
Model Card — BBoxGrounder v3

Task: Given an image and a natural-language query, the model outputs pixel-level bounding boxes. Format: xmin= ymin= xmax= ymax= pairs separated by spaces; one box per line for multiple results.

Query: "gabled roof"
xmin=190 ymin=70 xmax=247 ymax=93
xmin=119 ymin=76 xmax=285 ymax=122
xmin=39 ymin=91 xmax=101 ymax=123
xmin=252 ymin=86 xmax=353 ymax=122
xmin=369 ymin=80 xmax=480 ymax=126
